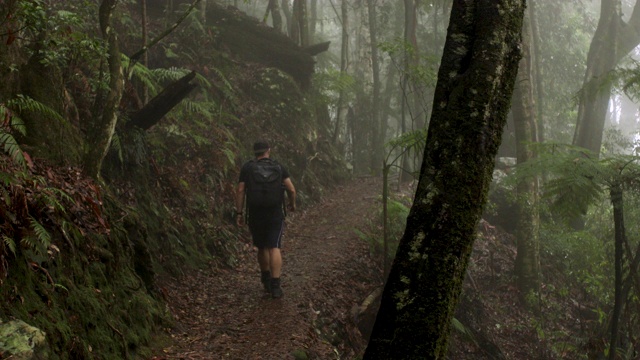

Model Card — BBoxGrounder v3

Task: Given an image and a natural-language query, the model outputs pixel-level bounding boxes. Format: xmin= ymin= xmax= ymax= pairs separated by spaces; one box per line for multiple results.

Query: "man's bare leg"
xmin=258 ymin=248 xmax=270 ymax=271
xmin=268 ymin=248 xmax=283 ymax=298
xmin=268 ymin=248 xmax=282 ymax=278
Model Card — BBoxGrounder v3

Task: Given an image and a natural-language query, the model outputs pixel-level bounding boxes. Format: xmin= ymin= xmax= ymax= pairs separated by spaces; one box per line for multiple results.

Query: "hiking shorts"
xmin=249 ymin=219 xmax=284 ymax=249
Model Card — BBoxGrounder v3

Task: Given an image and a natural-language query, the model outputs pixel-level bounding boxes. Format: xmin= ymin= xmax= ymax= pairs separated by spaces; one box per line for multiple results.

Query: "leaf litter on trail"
xmin=152 ymin=177 xmax=382 ymax=359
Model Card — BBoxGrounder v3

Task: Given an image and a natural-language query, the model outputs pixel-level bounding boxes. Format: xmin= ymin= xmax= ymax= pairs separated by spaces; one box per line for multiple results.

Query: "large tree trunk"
xmin=512 ymin=11 xmax=541 ymax=297
xmin=83 ymin=0 xmax=124 ymax=179
xmin=363 ymin=0 xmax=525 ymax=358
xmin=573 ymin=0 xmax=640 ymax=158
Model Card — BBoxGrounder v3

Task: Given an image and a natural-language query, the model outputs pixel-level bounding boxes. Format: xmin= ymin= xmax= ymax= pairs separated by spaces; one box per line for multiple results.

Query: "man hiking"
xmin=235 ymin=141 xmax=296 ymax=298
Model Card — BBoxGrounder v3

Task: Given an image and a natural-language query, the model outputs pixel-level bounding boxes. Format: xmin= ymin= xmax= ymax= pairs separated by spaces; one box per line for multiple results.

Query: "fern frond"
xmin=150 ymin=67 xmax=192 ymax=83
xmin=110 ymin=132 xmax=124 ymax=163
xmin=7 ymin=95 xmax=66 ymax=125
xmin=178 ymin=99 xmax=215 ymax=118
xmin=30 ymin=217 xmax=51 ymax=248
xmin=20 ymin=236 xmax=36 ymax=251
xmin=0 ymin=131 xmax=26 ymax=168
xmin=386 ymin=128 xmax=428 ymax=150
xmin=128 ymin=61 xmax=159 ymax=95
xmin=2 ymin=235 xmax=16 ymax=255
xmin=222 ymin=147 xmax=236 ymax=167
xmin=40 ymin=187 xmax=74 ymax=213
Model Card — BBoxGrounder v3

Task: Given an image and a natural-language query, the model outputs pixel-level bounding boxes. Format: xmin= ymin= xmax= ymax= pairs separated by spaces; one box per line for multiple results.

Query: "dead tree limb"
xmin=303 ymin=41 xmax=331 ymax=56
xmin=126 ymin=71 xmax=197 ymax=130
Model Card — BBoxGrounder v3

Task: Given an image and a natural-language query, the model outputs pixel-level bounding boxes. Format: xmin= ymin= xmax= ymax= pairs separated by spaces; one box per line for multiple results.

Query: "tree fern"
xmin=513 ymin=143 xmax=640 ymax=221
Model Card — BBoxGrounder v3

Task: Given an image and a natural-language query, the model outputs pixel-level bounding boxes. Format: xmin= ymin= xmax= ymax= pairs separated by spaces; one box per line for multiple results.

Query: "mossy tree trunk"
xmin=512 ymin=11 xmax=541 ymax=298
xmin=83 ymin=0 xmax=124 ymax=179
xmin=363 ymin=0 xmax=525 ymax=358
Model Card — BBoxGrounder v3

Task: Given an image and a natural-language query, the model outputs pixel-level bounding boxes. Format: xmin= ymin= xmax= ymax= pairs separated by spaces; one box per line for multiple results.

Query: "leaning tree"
xmin=363 ymin=0 xmax=526 ymax=358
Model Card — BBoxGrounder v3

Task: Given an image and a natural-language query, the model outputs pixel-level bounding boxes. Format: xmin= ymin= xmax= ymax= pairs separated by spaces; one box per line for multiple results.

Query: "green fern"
xmin=0 ymin=131 xmax=26 ymax=168
xmin=39 ymin=187 xmax=74 ymax=213
xmin=514 ymin=143 xmax=640 ymax=221
xmin=29 ymin=217 xmax=51 ymax=249
xmin=6 ymin=94 xmax=66 ymax=125
xmin=123 ymin=55 xmax=159 ymax=94
xmin=150 ymin=67 xmax=192 ymax=83
xmin=2 ymin=235 xmax=16 ymax=256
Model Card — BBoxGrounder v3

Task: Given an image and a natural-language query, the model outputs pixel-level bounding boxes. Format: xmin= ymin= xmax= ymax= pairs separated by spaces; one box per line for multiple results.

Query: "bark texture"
xmin=363 ymin=0 xmax=525 ymax=358
xmin=83 ymin=0 xmax=124 ymax=179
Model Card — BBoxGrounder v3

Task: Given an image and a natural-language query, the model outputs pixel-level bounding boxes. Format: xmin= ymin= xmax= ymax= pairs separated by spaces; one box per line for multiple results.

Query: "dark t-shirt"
xmin=239 ymin=158 xmax=290 ymax=223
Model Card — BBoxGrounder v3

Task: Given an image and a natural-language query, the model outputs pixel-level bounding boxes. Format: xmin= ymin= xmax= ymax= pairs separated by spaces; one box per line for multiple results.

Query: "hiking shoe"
xmin=261 ymin=271 xmax=271 ymax=292
xmin=270 ymin=277 xmax=283 ymax=299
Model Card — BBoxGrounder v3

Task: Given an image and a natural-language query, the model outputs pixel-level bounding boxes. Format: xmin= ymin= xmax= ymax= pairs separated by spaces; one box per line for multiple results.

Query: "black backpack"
xmin=246 ymin=159 xmax=284 ymax=209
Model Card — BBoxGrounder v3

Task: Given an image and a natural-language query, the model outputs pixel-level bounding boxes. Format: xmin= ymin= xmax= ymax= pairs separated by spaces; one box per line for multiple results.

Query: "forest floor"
xmin=147 ymin=174 xmax=582 ymax=360
xmin=150 ymin=176 xmax=383 ymax=360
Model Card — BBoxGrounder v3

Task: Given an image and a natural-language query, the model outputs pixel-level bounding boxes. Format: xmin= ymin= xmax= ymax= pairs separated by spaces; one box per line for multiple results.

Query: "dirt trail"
xmin=153 ymin=176 xmax=382 ymax=360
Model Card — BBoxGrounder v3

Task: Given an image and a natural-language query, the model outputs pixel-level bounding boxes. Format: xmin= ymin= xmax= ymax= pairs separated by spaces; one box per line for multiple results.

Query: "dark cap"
xmin=253 ymin=141 xmax=270 ymax=154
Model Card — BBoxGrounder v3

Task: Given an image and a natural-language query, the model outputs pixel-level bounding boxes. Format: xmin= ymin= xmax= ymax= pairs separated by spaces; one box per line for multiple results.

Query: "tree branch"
xmin=128 ymin=0 xmax=202 ymax=63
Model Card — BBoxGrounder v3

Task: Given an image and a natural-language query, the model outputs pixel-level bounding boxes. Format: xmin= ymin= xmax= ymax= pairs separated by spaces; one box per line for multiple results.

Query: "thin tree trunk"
xmin=399 ymin=0 xmax=418 ymax=183
xmin=309 ymin=0 xmax=317 ymax=42
xmin=265 ymin=0 xmax=282 ymax=32
xmin=200 ymin=0 xmax=206 ymax=25
xmin=512 ymin=12 xmax=541 ymax=298
xmin=298 ymin=0 xmax=309 ymax=47
xmin=367 ymin=0 xmax=382 ymax=173
xmin=530 ymin=0 xmax=544 ymax=143
xmin=281 ymin=0 xmax=292 ymax=37
xmin=83 ymin=0 xmax=124 ymax=179
xmin=290 ymin=0 xmax=301 ymax=45
xmin=333 ymin=0 xmax=349 ymax=146
xmin=609 ymin=184 xmax=625 ymax=360
xmin=364 ymin=0 xmax=525 ymax=357
xmin=141 ymin=0 xmax=149 ymax=102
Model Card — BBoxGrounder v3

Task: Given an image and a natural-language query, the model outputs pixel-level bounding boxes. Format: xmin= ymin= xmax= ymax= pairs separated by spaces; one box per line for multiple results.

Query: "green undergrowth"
xmin=0 ymin=165 xmax=171 ymax=359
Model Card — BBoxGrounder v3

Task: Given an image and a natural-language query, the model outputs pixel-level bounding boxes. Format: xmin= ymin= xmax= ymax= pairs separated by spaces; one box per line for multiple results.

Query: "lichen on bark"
xmin=364 ymin=0 xmax=526 ymax=358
